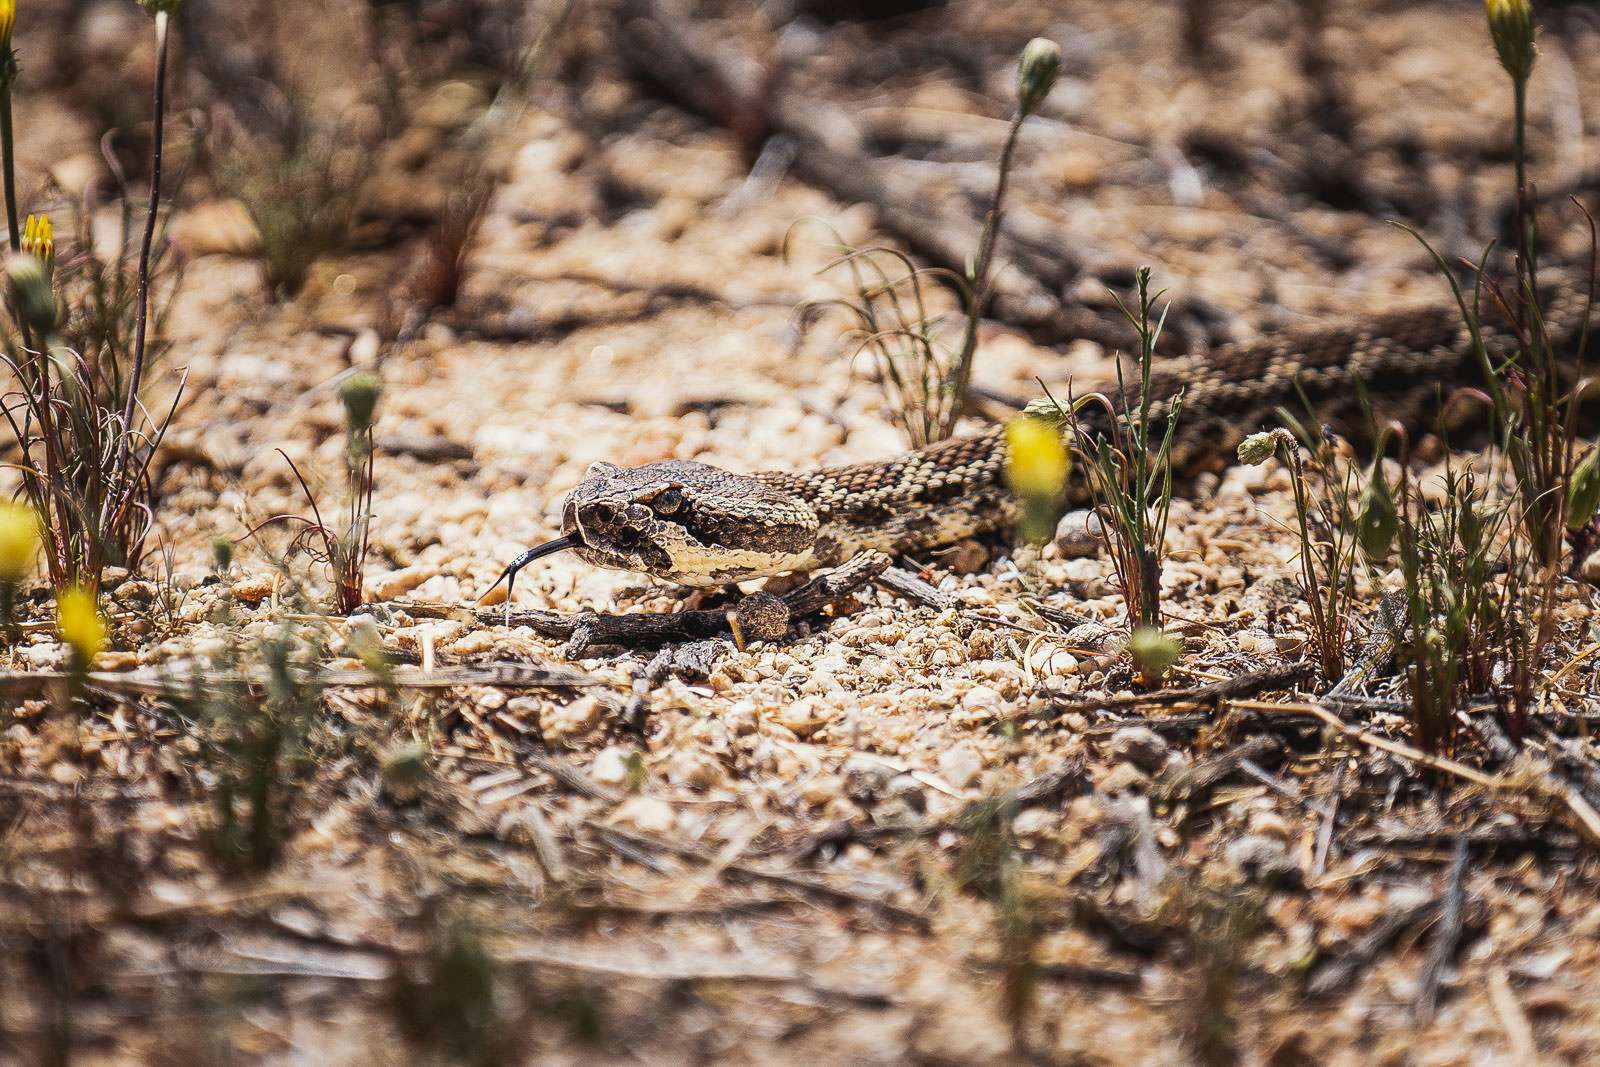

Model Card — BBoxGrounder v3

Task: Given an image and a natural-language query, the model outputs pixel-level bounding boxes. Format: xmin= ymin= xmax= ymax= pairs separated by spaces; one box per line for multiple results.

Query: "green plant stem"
xmin=948 ymin=110 xmax=1025 ymax=435
xmin=0 ymin=76 xmax=19 ymax=254
xmin=118 ymin=11 xmax=170 ymax=476
xmin=1513 ymin=76 xmax=1534 ymax=297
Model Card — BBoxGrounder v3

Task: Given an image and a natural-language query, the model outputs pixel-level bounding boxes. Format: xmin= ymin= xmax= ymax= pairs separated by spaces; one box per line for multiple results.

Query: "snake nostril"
xmin=593 ymin=503 xmax=618 ymax=523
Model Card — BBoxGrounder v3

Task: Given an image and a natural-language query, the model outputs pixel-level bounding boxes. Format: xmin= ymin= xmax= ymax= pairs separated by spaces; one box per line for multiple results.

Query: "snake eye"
xmin=652 ymin=488 xmax=685 ymax=515
xmin=616 ymin=528 xmax=640 ymax=548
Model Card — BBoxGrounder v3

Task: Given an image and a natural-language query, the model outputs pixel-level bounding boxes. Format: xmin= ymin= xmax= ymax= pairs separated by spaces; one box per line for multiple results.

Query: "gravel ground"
xmin=4 ymin=1 xmax=1600 ymax=1063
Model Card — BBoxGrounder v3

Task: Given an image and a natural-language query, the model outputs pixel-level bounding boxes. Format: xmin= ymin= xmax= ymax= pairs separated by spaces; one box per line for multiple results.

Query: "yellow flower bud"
xmin=1485 ymin=0 xmax=1536 ymax=81
xmin=21 ymin=213 xmax=53 ymax=268
xmin=0 ymin=501 xmax=38 ymax=584
xmin=57 ymin=587 xmax=107 ymax=664
xmin=0 ymin=0 xmax=14 ymax=50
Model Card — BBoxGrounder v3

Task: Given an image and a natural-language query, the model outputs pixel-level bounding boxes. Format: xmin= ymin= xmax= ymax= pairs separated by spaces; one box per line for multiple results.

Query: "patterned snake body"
xmin=504 ymin=281 xmax=1594 ymax=589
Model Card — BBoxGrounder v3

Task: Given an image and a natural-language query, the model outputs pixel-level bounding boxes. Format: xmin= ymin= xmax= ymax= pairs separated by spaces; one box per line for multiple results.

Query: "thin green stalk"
xmin=948 ymin=111 xmax=1025 ymax=434
xmin=118 ymin=10 xmax=170 ymax=475
xmin=0 ymin=77 xmax=18 ymax=253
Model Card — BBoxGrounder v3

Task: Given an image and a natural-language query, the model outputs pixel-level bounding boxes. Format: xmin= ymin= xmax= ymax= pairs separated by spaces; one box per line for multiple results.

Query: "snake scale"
xmin=494 ymin=278 xmax=1595 ymax=594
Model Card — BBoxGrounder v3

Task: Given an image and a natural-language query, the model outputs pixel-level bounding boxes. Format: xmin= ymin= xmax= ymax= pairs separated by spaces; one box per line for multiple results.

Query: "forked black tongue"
xmin=482 ymin=532 xmax=585 ymax=623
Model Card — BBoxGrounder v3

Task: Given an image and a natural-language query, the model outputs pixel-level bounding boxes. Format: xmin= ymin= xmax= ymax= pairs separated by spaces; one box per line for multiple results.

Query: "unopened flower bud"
xmin=1568 ymin=445 xmax=1600 ymax=530
xmin=1356 ymin=466 xmax=1398 ymax=561
xmin=1016 ymin=37 xmax=1062 ymax=116
xmin=339 ymin=370 xmax=380 ymax=433
xmin=1485 ymin=0 xmax=1536 ymax=82
xmin=1126 ymin=626 xmax=1181 ymax=686
xmin=7 ymin=252 xmax=56 ymax=337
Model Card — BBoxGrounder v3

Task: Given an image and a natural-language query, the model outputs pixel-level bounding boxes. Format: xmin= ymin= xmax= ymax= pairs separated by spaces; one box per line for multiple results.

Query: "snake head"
xmin=560 ymin=460 xmax=820 ymax=584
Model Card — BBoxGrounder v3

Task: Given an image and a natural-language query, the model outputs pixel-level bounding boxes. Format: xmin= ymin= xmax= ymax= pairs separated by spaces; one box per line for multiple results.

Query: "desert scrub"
xmin=213 ymin=116 xmax=369 ymax=299
xmin=793 ymin=38 xmax=1059 ymax=447
xmin=1237 ymin=424 xmax=1388 ymax=683
xmin=1384 ymin=0 xmax=1596 ymax=743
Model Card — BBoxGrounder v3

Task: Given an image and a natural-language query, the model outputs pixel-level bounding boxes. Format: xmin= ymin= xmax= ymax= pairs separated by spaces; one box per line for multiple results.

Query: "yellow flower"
xmin=0 ymin=0 xmax=14 ymax=50
xmin=57 ymin=587 xmax=107 ymax=663
xmin=1005 ymin=416 xmax=1069 ymax=499
xmin=21 ymin=213 xmax=52 ymax=267
xmin=0 ymin=501 xmax=38 ymax=584
xmin=1006 ymin=414 xmax=1071 ymax=544
xmin=1486 ymin=0 xmax=1536 ymax=81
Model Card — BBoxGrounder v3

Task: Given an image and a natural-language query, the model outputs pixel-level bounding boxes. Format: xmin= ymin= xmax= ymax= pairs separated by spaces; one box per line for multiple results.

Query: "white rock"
xmin=937 ymin=743 xmax=984 ymax=790
xmin=590 ymin=747 xmax=629 ymax=785
xmin=1584 ymin=548 xmax=1600 ymax=584
xmin=612 ymin=796 xmax=675 ymax=834
xmin=1062 ymin=558 xmax=1102 ymax=582
xmin=1028 ymin=645 xmax=1079 ymax=677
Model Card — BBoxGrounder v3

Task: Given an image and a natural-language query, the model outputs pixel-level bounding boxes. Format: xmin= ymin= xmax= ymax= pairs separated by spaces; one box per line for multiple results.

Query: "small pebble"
xmin=1053 ymin=510 xmax=1104 ymax=558
xmin=1109 ymin=726 xmax=1169 ymax=772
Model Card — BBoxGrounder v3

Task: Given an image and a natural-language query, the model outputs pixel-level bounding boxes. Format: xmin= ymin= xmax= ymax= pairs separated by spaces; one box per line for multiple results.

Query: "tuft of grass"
xmin=1378 ymin=2 xmax=1594 ymax=747
xmin=0 ymin=0 xmax=187 ymax=596
xmin=186 ymin=619 xmax=328 ymax=872
xmin=792 ymin=38 xmax=1059 ymax=447
xmin=1237 ymin=423 xmax=1381 ymax=684
xmin=1046 ymin=267 xmax=1185 ymax=637
xmin=246 ymin=370 xmax=380 ymax=615
xmin=1158 ymin=882 xmax=1263 ymax=1067
xmin=391 ymin=907 xmax=506 ymax=1067
xmin=414 ymin=160 xmax=495 ymax=310
xmin=953 ymin=793 xmax=1042 ymax=1052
